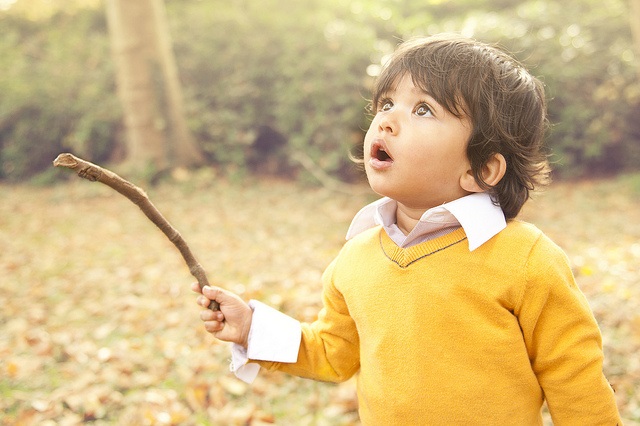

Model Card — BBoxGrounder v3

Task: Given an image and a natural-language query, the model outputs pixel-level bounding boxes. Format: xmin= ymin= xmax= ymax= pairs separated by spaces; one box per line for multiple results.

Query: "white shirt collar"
xmin=346 ymin=192 xmax=506 ymax=251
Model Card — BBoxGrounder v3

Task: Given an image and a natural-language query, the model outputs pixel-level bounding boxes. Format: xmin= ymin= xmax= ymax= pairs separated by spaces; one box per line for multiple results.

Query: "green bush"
xmin=1 ymin=0 xmax=639 ymax=181
xmin=170 ymin=0 xmax=375 ymax=180
xmin=0 ymin=10 xmax=120 ymax=181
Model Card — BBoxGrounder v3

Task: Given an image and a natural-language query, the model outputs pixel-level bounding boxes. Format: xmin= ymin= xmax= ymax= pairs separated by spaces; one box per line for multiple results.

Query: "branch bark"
xmin=53 ymin=153 xmax=219 ymax=311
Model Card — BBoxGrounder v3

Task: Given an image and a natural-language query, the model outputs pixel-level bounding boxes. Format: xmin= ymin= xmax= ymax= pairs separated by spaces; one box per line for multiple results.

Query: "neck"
xmin=395 ymin=203 xmax=427 ymax=235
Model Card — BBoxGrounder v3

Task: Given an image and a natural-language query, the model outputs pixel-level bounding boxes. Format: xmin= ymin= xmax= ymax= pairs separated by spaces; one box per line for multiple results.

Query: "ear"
xmin=460 ymin=153 xmax=507 ymax=193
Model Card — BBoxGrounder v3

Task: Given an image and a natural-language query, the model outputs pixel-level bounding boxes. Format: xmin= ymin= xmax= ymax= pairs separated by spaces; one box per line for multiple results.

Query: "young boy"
xmin=193 ymin=34 xmax=621 ymax=424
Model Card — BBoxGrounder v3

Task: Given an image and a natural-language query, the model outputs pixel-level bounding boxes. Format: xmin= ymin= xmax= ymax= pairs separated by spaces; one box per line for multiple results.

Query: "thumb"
xmin=202 ymin=285 xmax=235 ymax=306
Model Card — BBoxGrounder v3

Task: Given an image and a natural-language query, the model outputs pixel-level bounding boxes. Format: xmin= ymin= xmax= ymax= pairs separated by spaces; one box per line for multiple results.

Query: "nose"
xmin=378 ymin=111 xmax=398 ymax=135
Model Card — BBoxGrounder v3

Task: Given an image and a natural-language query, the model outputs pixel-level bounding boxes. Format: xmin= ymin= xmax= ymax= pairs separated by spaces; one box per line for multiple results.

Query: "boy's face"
xmin=364 ymin=74 xmax=474 ymax=211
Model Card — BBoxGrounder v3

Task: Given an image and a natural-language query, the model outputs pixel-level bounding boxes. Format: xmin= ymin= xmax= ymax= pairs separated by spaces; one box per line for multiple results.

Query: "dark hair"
xmin=371 ymin=34 xmax=550 ymax=219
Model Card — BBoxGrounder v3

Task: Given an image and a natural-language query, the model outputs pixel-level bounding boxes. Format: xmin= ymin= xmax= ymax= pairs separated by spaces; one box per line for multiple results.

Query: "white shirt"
xmin=231 ymin=192 xmax=506 ymax=383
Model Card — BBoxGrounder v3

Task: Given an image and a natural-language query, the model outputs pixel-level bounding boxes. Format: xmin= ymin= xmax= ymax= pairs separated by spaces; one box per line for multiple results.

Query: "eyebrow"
xmin=409 ymin=87 xmax=442 ymax=110
xmin=379 ymin=85 xmax=436 ymax=101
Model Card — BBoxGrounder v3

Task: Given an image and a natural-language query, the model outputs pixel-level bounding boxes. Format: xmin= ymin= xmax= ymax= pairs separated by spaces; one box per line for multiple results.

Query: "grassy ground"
xmin=1 ymin=172 xmax=639 ymax=425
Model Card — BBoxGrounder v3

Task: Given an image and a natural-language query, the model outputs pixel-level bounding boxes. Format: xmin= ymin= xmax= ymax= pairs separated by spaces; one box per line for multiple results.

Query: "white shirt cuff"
xmin=229 ymin=299 xmax=302 ymax=384
xmin=230 ymin=344 xmax=260 ymax=383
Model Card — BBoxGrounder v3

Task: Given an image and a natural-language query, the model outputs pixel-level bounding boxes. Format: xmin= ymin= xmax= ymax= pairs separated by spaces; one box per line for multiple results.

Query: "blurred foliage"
xmin=0 ymin=7 xmax=121 ymax=180
xmin=0 ymin=0 xmax=638 ymax=181
xmin=170 ymin=0 xmax=375 ymax=180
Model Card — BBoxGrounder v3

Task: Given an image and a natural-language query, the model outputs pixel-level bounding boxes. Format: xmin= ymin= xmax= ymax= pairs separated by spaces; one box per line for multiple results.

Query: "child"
xmin=193 ymin=34 xmax=621 ymax=424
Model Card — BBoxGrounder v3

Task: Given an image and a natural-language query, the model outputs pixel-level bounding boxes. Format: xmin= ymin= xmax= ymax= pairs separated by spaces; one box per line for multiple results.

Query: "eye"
xmin=415 ymin=103 xmax=433 ymax=117
xmin=378 ymin=99 xmax=393 ymax=112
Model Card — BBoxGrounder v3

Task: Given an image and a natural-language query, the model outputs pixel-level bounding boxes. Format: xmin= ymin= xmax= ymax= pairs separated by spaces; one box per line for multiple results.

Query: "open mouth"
xmin=376 ymin=148 xmax=391 ymax=161
xmin=371 ymin=141 xmax=393 ymax=162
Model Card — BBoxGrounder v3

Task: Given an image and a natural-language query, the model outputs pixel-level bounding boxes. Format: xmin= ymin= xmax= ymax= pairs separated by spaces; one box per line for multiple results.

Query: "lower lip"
xmin=369 ymin=157 xmax=393 ymax=171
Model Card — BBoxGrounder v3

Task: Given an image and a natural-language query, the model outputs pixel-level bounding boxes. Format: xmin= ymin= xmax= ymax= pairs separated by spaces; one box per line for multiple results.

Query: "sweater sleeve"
xmin=516 ymin=234 xmax=621 ymax=424
xmin=256 ymin=257 xmax=361 ymax=382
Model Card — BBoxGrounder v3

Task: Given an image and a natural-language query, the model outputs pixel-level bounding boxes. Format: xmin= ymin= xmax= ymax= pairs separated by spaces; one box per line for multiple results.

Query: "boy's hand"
xmin=192 ymin=283 xmax=253 ymax=348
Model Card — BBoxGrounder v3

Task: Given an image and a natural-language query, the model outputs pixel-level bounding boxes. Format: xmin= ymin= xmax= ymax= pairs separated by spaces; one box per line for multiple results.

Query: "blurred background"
xmin=1 ymin=0 xmax=639 ymax=425
xmin=1 ymin=0 xmax=639 ymax=183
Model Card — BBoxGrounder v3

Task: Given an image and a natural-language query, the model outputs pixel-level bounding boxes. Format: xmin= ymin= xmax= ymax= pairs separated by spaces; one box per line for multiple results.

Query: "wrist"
xmin=239 ymin=307 xmax=253 ymax=349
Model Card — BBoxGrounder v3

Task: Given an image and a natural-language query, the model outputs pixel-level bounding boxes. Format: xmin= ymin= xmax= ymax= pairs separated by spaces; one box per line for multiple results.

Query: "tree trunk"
xmin=150 ymin=0 xmax=204 ymax=167
xmin=105 ymin=0 xmax=203 ymax=171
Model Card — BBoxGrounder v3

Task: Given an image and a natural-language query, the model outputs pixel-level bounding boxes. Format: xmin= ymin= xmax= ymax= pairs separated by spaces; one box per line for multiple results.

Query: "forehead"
xmin=380 ymin=75 xmax=449 ymax=110
xmin=381 ymin=73 xmax=430 ymax=95
xmin=374 ymin=50 xmax=454 ymax=93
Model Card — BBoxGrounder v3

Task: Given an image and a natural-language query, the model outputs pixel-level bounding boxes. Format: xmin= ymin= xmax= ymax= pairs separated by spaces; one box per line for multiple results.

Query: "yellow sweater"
xmin=259 ymin=221 xmax=621 ymax=425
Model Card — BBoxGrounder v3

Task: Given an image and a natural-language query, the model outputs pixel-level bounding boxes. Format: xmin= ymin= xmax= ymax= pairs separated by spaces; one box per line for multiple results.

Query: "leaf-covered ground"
xmin=1 ymin=172 xmax=639 ymax=425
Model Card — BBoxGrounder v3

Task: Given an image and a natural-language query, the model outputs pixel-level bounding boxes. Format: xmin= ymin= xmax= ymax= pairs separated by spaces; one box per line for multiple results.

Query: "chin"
xmin=365 ymin=175 xmax=393 ymax=199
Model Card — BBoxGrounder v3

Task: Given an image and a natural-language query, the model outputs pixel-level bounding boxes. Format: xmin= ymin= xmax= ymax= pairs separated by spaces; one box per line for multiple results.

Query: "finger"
xmin=196 ymin=295 xmax=208 ymax=308
xmin=200 ymin=309 xmax=223 ymax=322
xmin=202 ymin=285 xmax=237 ymax=305
xmin=204 ymin=320 xmax=224 ymax=333
xmin=191 ymin=282 xmax=203 ymax=294
xmin=201 ymin=285 xmax=219 ymax=300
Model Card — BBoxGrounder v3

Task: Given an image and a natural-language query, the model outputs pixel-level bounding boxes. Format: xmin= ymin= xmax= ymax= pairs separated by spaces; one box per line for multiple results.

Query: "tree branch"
xmin=53 ymin=153 xmax=219 ymax=311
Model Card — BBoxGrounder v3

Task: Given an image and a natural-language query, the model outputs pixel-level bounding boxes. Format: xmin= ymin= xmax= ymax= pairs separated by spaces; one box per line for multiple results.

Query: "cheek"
xmin=411 ymin=142 xmax=468 ymax=180
xmin=362 ymin=127 xmax=376 ymax=154
xmin=364 ymin=119 xmax=377 ymax=137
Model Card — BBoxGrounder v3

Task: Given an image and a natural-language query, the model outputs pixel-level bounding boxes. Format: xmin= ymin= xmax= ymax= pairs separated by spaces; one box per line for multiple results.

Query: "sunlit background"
xmin=1 ymin=0 xmax=639 ymax=424
xmin=1 ymin=0 xmax=639 ymax=182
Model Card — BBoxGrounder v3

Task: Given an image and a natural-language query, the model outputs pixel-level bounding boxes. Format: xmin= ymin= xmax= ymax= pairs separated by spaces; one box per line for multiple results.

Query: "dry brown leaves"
xmin=1 ymin=172 xmax=638 ymax=424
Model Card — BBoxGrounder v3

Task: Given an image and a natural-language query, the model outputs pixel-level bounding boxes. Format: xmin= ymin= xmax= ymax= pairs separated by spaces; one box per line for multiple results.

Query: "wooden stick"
xmin=53 ymin=153 xmax=219 ymax=311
